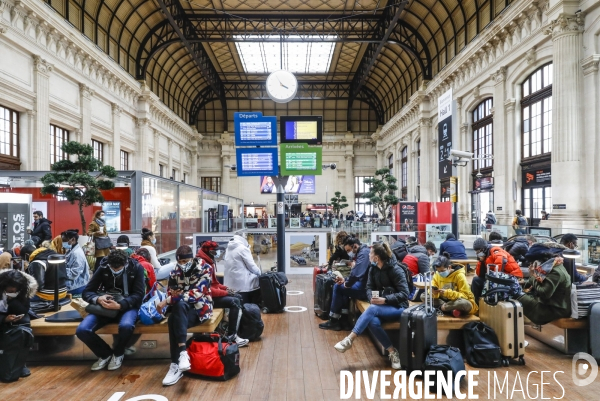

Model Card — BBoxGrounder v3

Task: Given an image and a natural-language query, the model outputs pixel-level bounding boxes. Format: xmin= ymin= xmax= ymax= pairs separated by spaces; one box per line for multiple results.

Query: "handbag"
xmin=187 ymin=333 xmax=240 ymax=381
xmin=82 ymin=237 xmax=96 ymax=256
xmin=138 ymin=282 xmax=167 ymax=325
xmin=94 ymin=236 xmax=112 ymax=250
xmin=85 ymin=270 xmax=128 ymax=318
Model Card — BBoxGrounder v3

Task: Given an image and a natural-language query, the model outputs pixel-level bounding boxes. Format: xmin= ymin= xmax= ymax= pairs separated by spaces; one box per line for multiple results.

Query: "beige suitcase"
xmin=479 ymin=299 xmax=526 ymax=366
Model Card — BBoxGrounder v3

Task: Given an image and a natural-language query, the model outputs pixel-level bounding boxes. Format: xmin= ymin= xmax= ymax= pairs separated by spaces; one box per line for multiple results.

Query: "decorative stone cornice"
xmin=504 ymin=98 xmax=516 ymax=112
xmin=525 ymin=46 xmax=537 ymax=65
xmin=491 ymin=66 xmax=508 ymax=84
xmin=0 ymin=21 xmax=8 ymax=34
xmin=344 ymin=154 xmax=354 ymax=161
xmin=32 ymin=55 xmax=53 ymax=74
xmin=582 ymin=55 xmax=600 ymax=76
xmin=543 ymin=13 xmax=585 ymax=38
xmin=136 ymin=117 xmax=151 ymax=128
xmin=473 ymin=85 xmax=481 ymax=99
xmin=79 ymin=83 xmax=94 ymax=100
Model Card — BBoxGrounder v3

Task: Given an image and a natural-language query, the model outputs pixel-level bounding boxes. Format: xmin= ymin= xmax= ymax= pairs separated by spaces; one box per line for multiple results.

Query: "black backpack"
xmin=396 ymin=262 xmax=414 ymax=296
xmin=517 ymin=216 xmax=527 ymax=227
xmin=463 ymin=322 xmax=502 ymax=368
xmin=0 ymin=325 xmax=34 ymax=382
xmin=238 ymin=303 xmax=264 ymax=341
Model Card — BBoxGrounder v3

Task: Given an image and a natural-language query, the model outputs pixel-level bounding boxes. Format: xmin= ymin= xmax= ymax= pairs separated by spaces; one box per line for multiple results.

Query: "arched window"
xmin=472 ymin=98 xmax=493 ymax=171
xmin=401 ymin=147 xmax=408 ymax=200
xmin=522 ymin=63 xmax=553 ymax=159
xmin=0 ymin=105 xmax=19 ymax=170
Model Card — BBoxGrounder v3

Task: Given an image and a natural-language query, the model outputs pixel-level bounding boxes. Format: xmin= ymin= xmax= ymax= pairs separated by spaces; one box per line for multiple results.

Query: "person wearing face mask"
xmin=0 ymin=268 xmax=38 ymax=380
xmin=140 ymin=228 xmax=161 ymax=270
xmin=63 ymin=229 xmax=90 ymax=295
xmin=131 ymin=248 xmax=157 ymax=294
xmin=197 ymin=241 xmax=248 ymax=347
xmin=424 ymin=253 xmax=477 ymax=317
xmin=471 ymin=238 xmax=522 ymax=304
xmin=76 ymin=250 xmax=146 ymax=372
xmin=559 ymin=234 xmax=589 ymax=284
xmin=88 ymin=210 xmax=111 ymax=270
xmin=333 ymin=243 xmax=409 ymax=369
xmin=159 ymin=245 xmax=213 ymax=386
xmin=319 ymin=237 xmax=370 ymax=331
xmin=22 ymin=244 xmax=68 ymax=303
xmin=224 ymin=232 xmax=262 ymax=304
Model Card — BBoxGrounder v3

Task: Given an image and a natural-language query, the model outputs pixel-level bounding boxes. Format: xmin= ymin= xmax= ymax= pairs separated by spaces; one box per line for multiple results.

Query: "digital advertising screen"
xmin=280 ymin=115 xmax=323 ymax=145
xmin=235 ymin=148 xmax=279 ymax=177
xmin=234 ymin=112 xmax=277 ymax=147
xmin=260 ymin=175 xmax=316 ymax=194
xmin=279 ymin=143 xmax=322 ymax=176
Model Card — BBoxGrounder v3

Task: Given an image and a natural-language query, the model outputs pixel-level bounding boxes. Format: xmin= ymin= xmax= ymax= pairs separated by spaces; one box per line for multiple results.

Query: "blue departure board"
xmin=234 ymin=112 xmax=277 ymax=146
xmin=236 ymin=148 xmax=279 ymax=176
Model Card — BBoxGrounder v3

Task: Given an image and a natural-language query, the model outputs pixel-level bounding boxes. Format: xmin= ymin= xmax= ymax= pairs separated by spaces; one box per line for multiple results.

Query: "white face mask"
xmin=178 ymin=261 xmax=193 ymax=272
xmin=5 ymin=291 xmax=19 ymax=298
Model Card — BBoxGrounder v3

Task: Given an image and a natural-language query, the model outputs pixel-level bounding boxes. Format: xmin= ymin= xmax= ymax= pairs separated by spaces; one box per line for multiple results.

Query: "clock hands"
xmin=277 ymin=77 xmax=289 ymax=90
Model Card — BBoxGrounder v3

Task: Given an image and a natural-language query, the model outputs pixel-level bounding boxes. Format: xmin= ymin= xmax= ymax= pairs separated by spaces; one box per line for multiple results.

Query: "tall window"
xmin=92 ymin=139 xmax=104 ymax=162
xmin=472 ymin=98 xmax=493 ymax=170
xmin=417 ymin=140 xmax=421 ymax=201
xmin=183 ymin=173 xmax=188 ymax=184
xmin=354 ymin=176 xmax=373 ymax=215
xmin=522 ymin=63 xmax=552 ymax=159
xmin=159 ymin=164 xmax=164 ymax=177
xmin=171 ymin=168 xmax=177 ymax=181
xmin=50 ymin=124 xmax=69 ymax=165
xmin=401 ymin=147 xmax=408 ymax=200
xmin=0 ymin=106 xmax=18 ymax=159
xmin=201 ymin=177 xmax=221 ymax=192
xmin=120 ymin=150 xmax=129 ymax=170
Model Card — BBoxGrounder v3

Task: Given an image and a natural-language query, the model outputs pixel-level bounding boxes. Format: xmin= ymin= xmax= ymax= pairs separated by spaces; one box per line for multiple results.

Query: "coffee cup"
xmin=372 ymin=291 xmax=379 ymax=298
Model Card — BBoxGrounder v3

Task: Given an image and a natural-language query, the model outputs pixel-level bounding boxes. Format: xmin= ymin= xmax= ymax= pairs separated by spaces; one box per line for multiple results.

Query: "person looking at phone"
xmin=76 ymin=250 xmax=146 ymax=372
xmin=319 ymin=237 xmax=370 ymax=331
xmin=160 ymin=245 xmax=213 ymax=386
xmin=423 ymin=253 xmax=477 ymax=317
xmin=333 ymin=243 xmax=409 ymax=369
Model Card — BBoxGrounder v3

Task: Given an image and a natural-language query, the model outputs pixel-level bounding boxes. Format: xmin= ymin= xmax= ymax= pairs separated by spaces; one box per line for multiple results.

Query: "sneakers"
xmin=20 ymin=366 xmax=31 ymax=378
xmin=163 ymin=363 xmax=183 ymax=386
xmin=524 ymin=340 xmax=529 ymax=348
xmin=124 ymin=346 xmax=136 ymax=356
xmin=178 ymin=350 xmax=191 ymax=372
xmin=71 ymin=298 xmax=89 ymax=318
xmin=334 ymin=336 xmax=353 ymax=353
xmin=319 ymin=318 xmax=342 ymax=331
xmin=388 ymin=348 xmax=401 ymax=370
xmin=233 ymin=335 xmax=249 ymax=348
xmin=108 ymin=354 xmax=124 ymax=370
xmin=91 ymin=356 xmax=111 ymax=371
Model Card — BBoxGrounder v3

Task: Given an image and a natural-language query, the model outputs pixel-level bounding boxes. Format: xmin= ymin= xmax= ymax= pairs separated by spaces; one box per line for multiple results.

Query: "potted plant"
xmin=362 ymin=168 xmax=399 ymax=231
xmin=330 ymin=191 xmax=349 ymax=229
xmin=41 ymin=141 xmax=117 ymax=234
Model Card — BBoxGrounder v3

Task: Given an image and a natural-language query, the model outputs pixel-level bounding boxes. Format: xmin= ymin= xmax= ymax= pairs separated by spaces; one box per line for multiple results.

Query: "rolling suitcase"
xmin=313 ymin=266 xmax=328 ymax=291
xmin=589 ymin=302 xmax=600 ymax=359
xmin=399 ymin=272 xmax=437 ymax=371
xmin=314 ymin=273 xmax=334 ymax=319
xmin=259 ymin=272 xmax=287 ymax=313
xmin=479 ymin=299 xmax=525 ymax=366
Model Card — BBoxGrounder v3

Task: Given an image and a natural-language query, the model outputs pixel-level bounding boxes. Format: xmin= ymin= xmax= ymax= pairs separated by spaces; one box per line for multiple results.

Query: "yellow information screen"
xmin=285 ymin=121 xmax=318 ymax=140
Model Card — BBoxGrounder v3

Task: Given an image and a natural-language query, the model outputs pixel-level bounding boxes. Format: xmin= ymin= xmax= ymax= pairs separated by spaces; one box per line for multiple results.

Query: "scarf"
xmin=95 ymin=218 xmax=105 ymax=227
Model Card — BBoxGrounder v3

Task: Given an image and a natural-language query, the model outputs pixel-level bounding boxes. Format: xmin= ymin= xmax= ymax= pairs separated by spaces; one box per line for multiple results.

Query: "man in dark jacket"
xmin=403 ymin=238 xmax=432 ymax=276
xmin=319 ymin=237 xmax=369 ymax=331
xmin=439 ymin=233 xmax=467 ymax=259
xmin=559 ymin=234 xmax=589 ymax=283
xmin=76 ymin=250 xmax=145 ymax=372
xmin=27 ymin=211 xmax=52 ymax=246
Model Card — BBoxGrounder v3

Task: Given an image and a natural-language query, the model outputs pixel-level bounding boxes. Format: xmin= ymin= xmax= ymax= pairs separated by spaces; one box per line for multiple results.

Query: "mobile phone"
xmin=105 ymin=295 xmax=114 ymax=300
xmin=431 ymin=286 xmax=439 ymax=291
xmin=15 ymin=314 xmax=24 ymax=319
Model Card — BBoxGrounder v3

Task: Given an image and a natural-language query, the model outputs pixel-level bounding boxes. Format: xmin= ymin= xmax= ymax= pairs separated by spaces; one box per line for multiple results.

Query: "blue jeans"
xmin=353 ymin=304 xmax=405 ymax=350
xmin=329 ymin=281 xmax=367 ymax=318
xmin=76 ymin=308 xmax=138 ymax=359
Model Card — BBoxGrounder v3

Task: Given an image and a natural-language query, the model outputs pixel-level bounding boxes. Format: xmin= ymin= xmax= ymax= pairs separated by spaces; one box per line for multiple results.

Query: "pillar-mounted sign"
xmin=438 ymin=89 xmax=453 ymax=179
xmin=449 ymin=176 xmax=458 ymax=203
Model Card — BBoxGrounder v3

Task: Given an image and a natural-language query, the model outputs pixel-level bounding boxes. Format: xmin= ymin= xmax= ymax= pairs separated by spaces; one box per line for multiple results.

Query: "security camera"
xmin=476 ymin=171 xmax=483 ymax=179
xmin=449 ymin=149 xmax=474 ymax=160
xmin=322 ymin=163 xmax=337 ymax=170
xmin=230 ymin=165 xmax=237 ymax=171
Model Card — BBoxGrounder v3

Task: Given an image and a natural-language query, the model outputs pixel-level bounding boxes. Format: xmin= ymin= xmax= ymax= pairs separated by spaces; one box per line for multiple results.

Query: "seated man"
xmin=76 ymin=250 xmax=145 ymax=371
xmin=21 ymin=244 xmax=68 ymax=303
xmin=439 ymin=234 xmax=467 ymax=260
xmin=488 ymin=231 xmax=504 ymax=243
xmin=559 ymin=234 xmax=588 ymax=283
xmin=471 ymin=238 xmax=523 ymax=304
xmin=319 ymin=237 xmax=370 ymax=331
xmin=403 ymin=237 xmax=434 ymax=276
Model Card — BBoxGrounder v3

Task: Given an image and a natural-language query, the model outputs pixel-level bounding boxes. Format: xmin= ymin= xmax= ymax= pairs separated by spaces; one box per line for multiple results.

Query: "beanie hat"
xmin=473 ymin=238 xmax=488 ymax=252
xmin=201 ymin=241 xmax=219 ymax=252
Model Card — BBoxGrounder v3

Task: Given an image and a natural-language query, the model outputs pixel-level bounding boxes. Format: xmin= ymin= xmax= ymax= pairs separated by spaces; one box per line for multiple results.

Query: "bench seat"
xmin=31 ymin=304 xmax=224 ymax=336
xmin=550 ymin=317 xmax=588 ymax=330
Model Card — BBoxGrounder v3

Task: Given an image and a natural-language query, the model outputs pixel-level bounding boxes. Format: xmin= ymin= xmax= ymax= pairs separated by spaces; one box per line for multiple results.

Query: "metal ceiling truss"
xmin=189 ymin=81 xmax=383 ymax=126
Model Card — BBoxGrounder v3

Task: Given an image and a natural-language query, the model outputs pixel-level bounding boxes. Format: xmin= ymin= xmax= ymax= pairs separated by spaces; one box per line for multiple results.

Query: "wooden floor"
xmin=1 ymin=275 xmax=599 ymax=401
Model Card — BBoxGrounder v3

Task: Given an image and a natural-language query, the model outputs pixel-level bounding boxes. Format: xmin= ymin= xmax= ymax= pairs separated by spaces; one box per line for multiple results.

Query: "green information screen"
xmin=280 ymin=143 xmax=322 ymax=176
xmin=285 ymin=153 xmax=317 ymax=171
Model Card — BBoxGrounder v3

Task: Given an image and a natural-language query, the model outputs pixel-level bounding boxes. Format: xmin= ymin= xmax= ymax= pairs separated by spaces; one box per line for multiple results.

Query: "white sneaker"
xmin=524 ymin=340 xmax=529 ymax=348
xmin=91 ymin=356 xmax=111 ymax=371
xmin=234 ymin=335 xmax=249 ymax=348
xmin=163 ymin=363 xmax=183 ymax=386
xmin=388 ymin=349 xmax=401 ymax=370
xmin=334 ymin=336 xmax=353 ymax=353
xmin=124 ymin=346 xmax=136 ymax=356
xmin=178 ymin=350 xmax=191 ymax=372
xmin=108 ymin=354 xmax=124 ymax=370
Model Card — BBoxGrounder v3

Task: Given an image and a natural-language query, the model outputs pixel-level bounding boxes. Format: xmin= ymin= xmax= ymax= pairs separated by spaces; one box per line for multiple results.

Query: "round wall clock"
xmin=266 ymin=70 xmax=298 ymax=103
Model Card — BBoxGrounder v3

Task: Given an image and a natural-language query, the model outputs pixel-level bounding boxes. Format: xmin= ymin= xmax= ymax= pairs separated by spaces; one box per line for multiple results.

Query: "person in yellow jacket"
xmin=423 ymin=253 xmax=478 ymax=317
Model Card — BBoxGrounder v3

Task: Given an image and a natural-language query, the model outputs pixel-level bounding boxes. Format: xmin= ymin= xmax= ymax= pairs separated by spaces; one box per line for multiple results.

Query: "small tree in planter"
xmin=362 ymin=168 xmax=399 ymax=224
xmin=41 ymin=141 xmax=117 ymax=234
xmin=330 ymin=191 xmax=349 ymax=216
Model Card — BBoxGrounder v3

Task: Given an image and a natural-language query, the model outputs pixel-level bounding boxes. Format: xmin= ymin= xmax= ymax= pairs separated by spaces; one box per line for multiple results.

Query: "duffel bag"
xmin=187 ymin=334 xmax=240 ymax=380
xmin=0 ymin=325 xmax=34 ymax=382
xmin=424 ymin=345 xmax=466 ymax=396
xmin=138 ymin=282 xmax=167 ymax=325
xmin=238 ymin=303 xmax=264 ymax=341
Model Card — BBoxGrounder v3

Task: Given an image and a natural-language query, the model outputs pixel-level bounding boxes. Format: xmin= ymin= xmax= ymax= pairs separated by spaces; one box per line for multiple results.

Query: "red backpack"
xmin=403 ymin=254 xmax=420 ymax=276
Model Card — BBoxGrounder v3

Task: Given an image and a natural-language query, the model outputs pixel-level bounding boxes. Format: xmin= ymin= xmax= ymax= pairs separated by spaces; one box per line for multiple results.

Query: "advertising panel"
xmin=103 ymin=201 xmax=121 ymax=232
xmin=399 ymin=202 xmax=418 ymax=231
xmin=260 ymin=175 xmax=315 ymax=194
xmin=438 ymin=89 xmax=453 ymax=179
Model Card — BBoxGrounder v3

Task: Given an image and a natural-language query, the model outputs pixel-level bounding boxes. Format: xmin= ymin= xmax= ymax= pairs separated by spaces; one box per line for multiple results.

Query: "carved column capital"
xmin=136 ymin=117 xmax=151 ymax=128
xmin=491 ymin=66 xmax=508 ymax=84
xmin=111 ymin=103 xmax=122 ymax=115
xmin=33 ymin=55 xmax=53 ymax=74
xmin=0 ymin=21 xmax=8 ymax=35
xmin=582 ymin=55 xmax=600 ymax=76
xmin=544 ymin=13 xmax=585 ymax=38
xmin=79 ymin=83 xmax=95 ymax=99
xmin=504 ymin=98 xmax=517 ymax=113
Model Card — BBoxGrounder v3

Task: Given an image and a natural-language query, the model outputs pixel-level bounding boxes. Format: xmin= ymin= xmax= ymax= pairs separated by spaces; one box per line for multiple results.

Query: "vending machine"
xmin=0 ymin=193 xmax=32 ymax=251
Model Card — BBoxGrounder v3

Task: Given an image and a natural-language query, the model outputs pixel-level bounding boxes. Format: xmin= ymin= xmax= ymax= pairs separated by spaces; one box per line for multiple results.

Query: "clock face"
xmin=266 ymin=70 xmax=298 ymax=103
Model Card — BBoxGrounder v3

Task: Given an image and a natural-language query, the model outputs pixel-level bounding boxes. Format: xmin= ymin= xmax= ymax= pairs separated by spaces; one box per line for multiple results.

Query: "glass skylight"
xmin=235 ymin=36 xmax=335 ymax=74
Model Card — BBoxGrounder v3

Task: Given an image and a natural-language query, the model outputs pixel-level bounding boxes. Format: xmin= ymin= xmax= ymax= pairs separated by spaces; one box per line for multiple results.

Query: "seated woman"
xmin=63 ymin=229 xmax=90 ymax=295
xmin=424 ymin=254 xmax=478 ymax=317
xmin=328 ymin=231 xmax=350 ymax=270
xmin=131 ymin=248 xmax=157 ymax=294
xmin=333 ymin=243 xmax=409 ymax=370
xmin=140 ymin=228 xmax=161 ymax=270
xmin=116 ymin=235 xmax=134 ymax=257
xmin=224 ymin=233 xmax=262 ymax=304
xmin=158 ymin=245 xmax=213 ymax=386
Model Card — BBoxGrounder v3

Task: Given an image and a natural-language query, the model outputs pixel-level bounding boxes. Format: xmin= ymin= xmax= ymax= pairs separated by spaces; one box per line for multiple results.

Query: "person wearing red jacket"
xmin=471 ymin=238 xmax=523 ymax=304
xmin=196 ymin=241 xmax=248 ymax=347
xmin=132 ymin=248 xmax=157 ymax=294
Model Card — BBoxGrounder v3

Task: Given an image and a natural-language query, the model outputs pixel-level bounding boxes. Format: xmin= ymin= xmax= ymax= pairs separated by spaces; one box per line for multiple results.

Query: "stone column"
xmin=544 ymin=13 xmax=585 ymax=223
xmin=376 ymin=150 xmax=384 ymax=170
xmin=153 ymin=129 xmax=160 ymax=175
xmin=410 ymin=143 xmax=418 ymax=202
xmin=167 ymin=138 xmax=173 ymax=178
xmin=218 ymin=137 xmax=234 ymax=195
xmin=32 ymin=55 xmax=52 ymax=170
xmin=19 ymin=110 xmax=34 ymax=169
xmin=79 ymin=84 xmax=94 ymax=146
xmin=111 ymin=103 xmax=122 ymax=169
xmin=582 ymin=55 xmax=600 ymax=216
xmin=459 ymin=122 xmax=470 ymax=231
xmin=190 ymin=149 xmax=198 ymax=186
xmin=489 ymin=67 xmax=510 ymax=223
xmin=503 ymin=99 xmax=517 ymax=220
xmin=418 ymin=118 xmax=433 ymax=201
xmin=345 ymin=154 xmax=354 ymax=206
xmin=136 ymin=118 xmax=150 ymax=173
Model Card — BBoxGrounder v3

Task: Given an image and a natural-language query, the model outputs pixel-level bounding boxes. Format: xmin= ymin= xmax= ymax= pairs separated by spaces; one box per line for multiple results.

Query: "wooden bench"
xmin=31 ymin=304 xmax=224 ymax=336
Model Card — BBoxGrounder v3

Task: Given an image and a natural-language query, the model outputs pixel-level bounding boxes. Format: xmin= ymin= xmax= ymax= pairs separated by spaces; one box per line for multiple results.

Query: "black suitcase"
xmin=259 ymin=272 xmax=287 ymax=313
xmin=399 ymin=272 xmax=437 ymax=372
xmin=314 ymin=273 xmax=334 ymax=320
xmin=0 ymin=325 xmax=34 ymax=382
xmin=589 ymin=302 xmax=600 ymax=359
